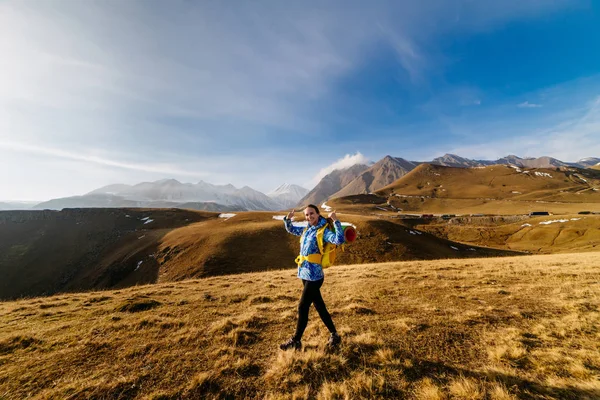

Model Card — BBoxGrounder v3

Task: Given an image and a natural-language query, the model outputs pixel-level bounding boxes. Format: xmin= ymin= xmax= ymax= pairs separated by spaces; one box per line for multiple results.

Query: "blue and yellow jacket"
xmin=284 ymin=216 xmax=344 ymax=281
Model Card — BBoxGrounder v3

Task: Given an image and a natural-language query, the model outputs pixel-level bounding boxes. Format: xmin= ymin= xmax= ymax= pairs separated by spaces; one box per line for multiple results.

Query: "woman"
xmin=280 ymin=204 xmax=345 ymax=350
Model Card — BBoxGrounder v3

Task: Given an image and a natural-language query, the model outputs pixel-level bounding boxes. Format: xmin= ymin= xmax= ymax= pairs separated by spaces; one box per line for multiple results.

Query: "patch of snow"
xmin=272 ymin=215 xmax=286 ymax=220
xmin=434 ymin=173 xmax=441 ymax=176
xmin=509 ymin=165 xmax=522 ymax=172
xmin=521 ymin=223 xmax=532 ymax=227
xmin=291 ymin=221 xmax=309 ymax=228
xmin=468 ymin=248 xmax=476 ymax=251
xmin=321 ymin=202 xmax=332 ymax=212
xmin=570 ymin=218 xmax=581 ymax=221
xmin=138 ymin=235 xmax=145 ymax=239
xmin=409 ymin=230 xmax=417 ymax=235
xmin=522 ymin=171 xmax=530 ymax=174
xmin=143 ymin=219 xmax=154 ymax=224
xmin=134 ymin=261 xmax=143 ymax=271
xmin=539 ymin=219 xmax=568 ymax=225
xmin=141 ymin=216 xmax=150 ymax=221
xmin=218 ymin=213 xmax=236 ymax=219
xmin=534 ymin=172 xmax=553 ymax=178
xmin=450 ymin=246 xmax=459 ymax=250
xmin=512 ymin=191 xmax=522 ymax=194
xmin=125 ymin=215 xmax=131 ymax=218
xmin=340 ymin=222 xmax=357 ymax=228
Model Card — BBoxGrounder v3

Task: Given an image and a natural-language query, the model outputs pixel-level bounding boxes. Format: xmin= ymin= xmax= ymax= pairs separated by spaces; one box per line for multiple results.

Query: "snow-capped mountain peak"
xmin=268 ymin=183 xmax=306 ymax=196
xmin=267 ymin=183 xmax=308 ymax=209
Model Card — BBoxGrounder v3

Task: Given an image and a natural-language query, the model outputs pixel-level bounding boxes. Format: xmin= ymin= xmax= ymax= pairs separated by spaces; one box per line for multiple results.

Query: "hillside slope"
xmin=298 ymin=164 xmax=369 ymax=207
xmin=372 ymin=164 xmax=600 ymax=215
xmin=378 ymin=164 xmax=600 ymax=201
xmin=0 ymin=208 xmax=214 ymax=300
xmin=1 ymin=253 xmax=599 ymax=399
xmin=418 ymin=215 xmax=600 ymax=254
xmin=0 ymin=209 xmax=517 ymax=300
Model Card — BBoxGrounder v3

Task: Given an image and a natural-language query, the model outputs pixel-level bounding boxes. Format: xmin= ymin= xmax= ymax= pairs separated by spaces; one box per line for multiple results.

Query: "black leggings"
xmin=293 ymin=278 xmax=336 ymax=341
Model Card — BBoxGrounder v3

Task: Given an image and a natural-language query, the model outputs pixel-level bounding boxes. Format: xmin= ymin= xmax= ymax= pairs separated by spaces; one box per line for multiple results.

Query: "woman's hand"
xmin=286 ymin=209 xmax=295 ymax=220
xmin=328 ymin=210 xmax=338 ymax=221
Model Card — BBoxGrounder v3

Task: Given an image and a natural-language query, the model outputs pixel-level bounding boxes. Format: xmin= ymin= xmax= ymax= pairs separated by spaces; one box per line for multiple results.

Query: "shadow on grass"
xmin=400 ymin=355 xmax=600 ymax=400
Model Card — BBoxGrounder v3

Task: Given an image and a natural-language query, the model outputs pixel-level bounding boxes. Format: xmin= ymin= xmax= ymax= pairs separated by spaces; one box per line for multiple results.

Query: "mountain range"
xmin=32 ymin=180 xmax=307 ymax=212
xmin=6 ymin=154 xmax=598 ymax=212
xmin=297 ymin=154 xmax=600 ymax=206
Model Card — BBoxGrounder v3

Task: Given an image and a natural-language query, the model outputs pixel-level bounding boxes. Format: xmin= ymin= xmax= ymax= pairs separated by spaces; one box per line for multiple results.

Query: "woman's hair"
xmin=305 ymin=204 xmax=320 ymax=215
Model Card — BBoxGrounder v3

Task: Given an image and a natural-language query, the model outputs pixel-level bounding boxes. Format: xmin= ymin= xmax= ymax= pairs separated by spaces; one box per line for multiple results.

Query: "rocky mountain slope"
xmin=297 ymin=164 xmax=369 ymax=207
xmin=331 ymin=156 xmax=417 ymax=198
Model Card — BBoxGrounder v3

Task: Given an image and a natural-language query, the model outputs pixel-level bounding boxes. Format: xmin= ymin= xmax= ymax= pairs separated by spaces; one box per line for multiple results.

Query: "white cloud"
xmin=518 ymin=101 xmax=543 ymax=108
xmin=0 ymin=0 xmax=580 ymax=200
xmin=309 ymin=152 xmax=370 ymax=186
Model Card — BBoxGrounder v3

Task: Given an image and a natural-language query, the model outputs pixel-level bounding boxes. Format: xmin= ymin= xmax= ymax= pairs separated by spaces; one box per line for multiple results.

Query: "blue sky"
xmin=1 ymin=0 xmax=599 ymax=200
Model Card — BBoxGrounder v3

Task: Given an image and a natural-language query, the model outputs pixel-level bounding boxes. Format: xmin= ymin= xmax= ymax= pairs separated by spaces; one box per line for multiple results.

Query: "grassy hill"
xmin=0 ymin=208 xmax=213 ymax=300
xmin=418 ymin=215 xmax=600 ymax=254
xmin=0 ymin=209 xmax=516 ymax=300
xmin=1 ymin=252 xmax=599 ymax=399
xmin=370 ymin=164 xmax=600 ymax=215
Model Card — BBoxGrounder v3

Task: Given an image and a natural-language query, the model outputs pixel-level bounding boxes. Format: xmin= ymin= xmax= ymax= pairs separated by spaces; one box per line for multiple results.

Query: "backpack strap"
xmin=295 ymin=254 xmax=322 ymax=266
xmin=315 ymin=226 xmax=326 ymax=254
xmin=316 ymin=226 xmax=336 ymax=256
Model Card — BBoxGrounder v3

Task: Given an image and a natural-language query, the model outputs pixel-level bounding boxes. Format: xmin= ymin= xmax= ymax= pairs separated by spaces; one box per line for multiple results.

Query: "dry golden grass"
xmin=1 ymin=252 xmax=600 ymax=399
xmin=419 ymin=214 xmax=600 ymax=254
xmin=329 ymin=163 xmax=600 ymax=216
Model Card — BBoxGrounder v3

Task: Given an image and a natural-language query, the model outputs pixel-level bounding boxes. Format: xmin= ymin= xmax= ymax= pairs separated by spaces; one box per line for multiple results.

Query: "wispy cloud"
xmin=0 ymin=0 xmax=584 ymax=200
xmin=309 ymin=152 xmax=371 ymax=186
xmin=0 ymin=141 xmax=209 ymax=178
xmin=518 ymin=101 xmax=543 ymax=108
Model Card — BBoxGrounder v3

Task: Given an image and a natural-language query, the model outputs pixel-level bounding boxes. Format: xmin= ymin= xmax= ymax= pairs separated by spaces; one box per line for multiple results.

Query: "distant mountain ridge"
xmin=35 ymin=180 xmax=307 ymax=212
xmin=307 ymin=153 xmax=599 ymax=204
xmin=267 ymin=184 xmax=309 ymax=209
xmin=430 ymin=154 xmax=599 ymax=169
xmin=0 ymin=201 xmax=37 ymax=211
xmin=15 ymin=153 xmax=600 ymax=211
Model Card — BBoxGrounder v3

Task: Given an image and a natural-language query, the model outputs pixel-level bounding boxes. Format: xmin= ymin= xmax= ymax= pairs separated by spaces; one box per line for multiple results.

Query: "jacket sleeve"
xmin=323 ymin=220 xmax=345 ymax=245
xmin=284 ymin=217 xmax=305 ymax=236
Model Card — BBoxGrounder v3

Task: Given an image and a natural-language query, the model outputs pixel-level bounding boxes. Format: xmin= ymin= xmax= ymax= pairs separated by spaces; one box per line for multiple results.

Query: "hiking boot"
xmin=327 ymin=332 xmax=341 ymax=349
xmin=279 ymin=337 xmax=302 ymax=351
